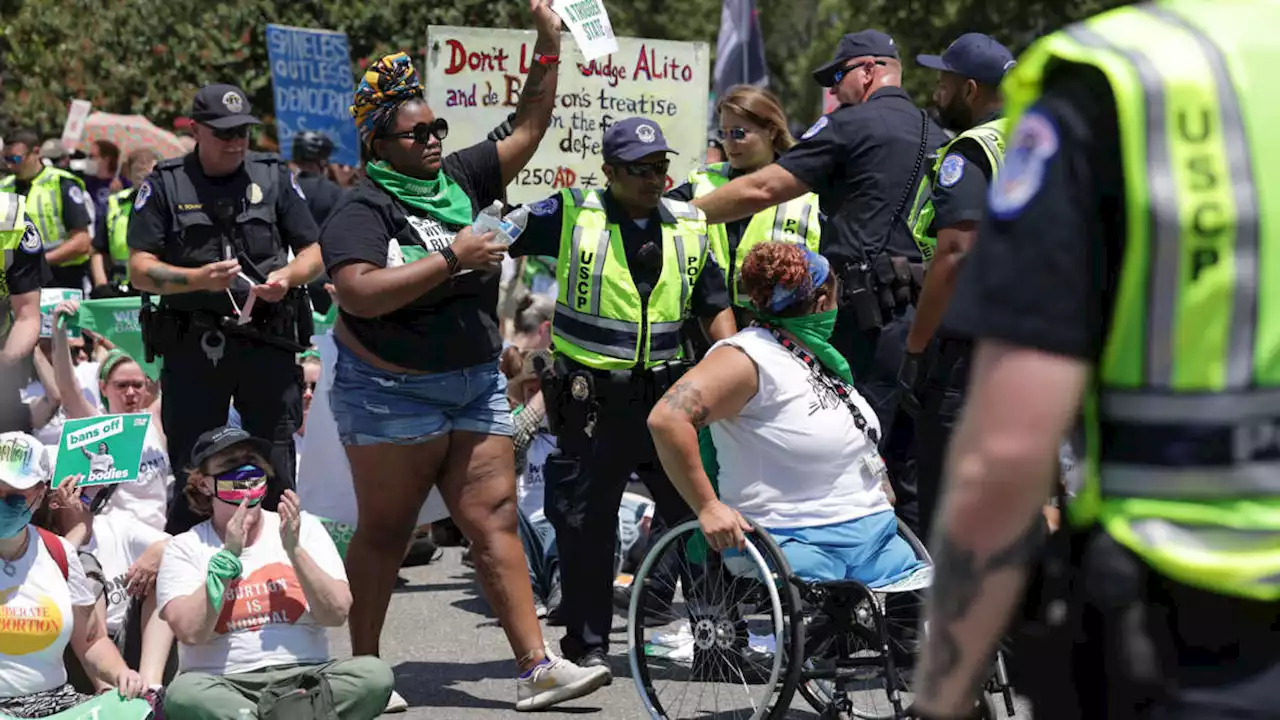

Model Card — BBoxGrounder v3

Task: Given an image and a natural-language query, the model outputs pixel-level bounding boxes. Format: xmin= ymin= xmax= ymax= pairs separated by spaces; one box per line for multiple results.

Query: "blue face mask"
xmin=0 ymin=494 xmax=35 ymax=539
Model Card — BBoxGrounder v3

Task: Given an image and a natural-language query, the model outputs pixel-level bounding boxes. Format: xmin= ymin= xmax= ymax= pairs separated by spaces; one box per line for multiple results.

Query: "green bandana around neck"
xmin=760 ymin=308 xmax=852 ymax=385
xmin=365 ymin=160 xmax=473 ymax=227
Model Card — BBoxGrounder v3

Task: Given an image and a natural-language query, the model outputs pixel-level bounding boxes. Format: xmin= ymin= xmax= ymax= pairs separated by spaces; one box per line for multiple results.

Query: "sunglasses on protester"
xmin=715 ymin=127 xmax=752 ymax=142
xmin=382 ymin=118 xmax=450 ymax=145
xmin=618 ymin=160 xmax=670 ymax=179
xmin=210 ymin=125 xmax=251 ymax=142
xmin=833 ymin=60 xmax=886 ymax=85
xmin=2 ymin=154 xmax=23 ymax=166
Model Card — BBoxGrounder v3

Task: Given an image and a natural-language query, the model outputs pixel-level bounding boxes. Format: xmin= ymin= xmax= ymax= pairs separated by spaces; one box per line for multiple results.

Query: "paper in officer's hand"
xmin=551 ymin=0 xmax=619 ymax=60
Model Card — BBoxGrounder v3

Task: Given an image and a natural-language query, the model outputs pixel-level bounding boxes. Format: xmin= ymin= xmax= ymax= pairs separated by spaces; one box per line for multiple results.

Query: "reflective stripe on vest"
xmin=0 ymin=168 xmax=88 ymax=266
xmin=0 ymin=193 xmax=28 ymax=337
xmin=688 ymin=164 xmax=821 ymax=304
xmin=1003 ymin=0 xmax=1280 ymax=600
xmin=908 ymin=119 xmax=1006 ymax=261
xmin=553 ymin=189 xmax=709 ymax=370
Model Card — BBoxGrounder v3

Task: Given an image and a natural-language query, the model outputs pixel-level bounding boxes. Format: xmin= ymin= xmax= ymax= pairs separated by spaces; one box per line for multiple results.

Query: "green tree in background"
xmin=1 ymin=0 xmax=1134 ymax=140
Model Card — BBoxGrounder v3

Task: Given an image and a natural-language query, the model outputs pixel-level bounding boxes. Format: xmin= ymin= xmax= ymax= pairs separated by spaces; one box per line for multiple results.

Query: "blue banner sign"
xmin=266 ymin=24 xmax=360 ymax=167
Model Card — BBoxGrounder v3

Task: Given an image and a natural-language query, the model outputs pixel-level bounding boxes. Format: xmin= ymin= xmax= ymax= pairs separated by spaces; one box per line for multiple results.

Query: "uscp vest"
xmin=1004 ymin=0 xmax=1280 ymax=600
xmin=907 ymin=119 xmax=1006 ymax=262
xmin=0 ymin=193 xmax=32 ymax=336
xmin=0 ymin=167 xmax=89 ymax=267
xmin=688 ymin=163 xmax=821 ymax=305
xmin=105 ymin=188 xmax=135 ymax=284
xmin=553 ymin=189 xmax=710 ymax=371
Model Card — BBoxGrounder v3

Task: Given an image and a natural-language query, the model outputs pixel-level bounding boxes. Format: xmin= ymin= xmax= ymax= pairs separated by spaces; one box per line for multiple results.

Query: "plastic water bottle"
xmin=473 ymin=200 xmax=529 ymax=245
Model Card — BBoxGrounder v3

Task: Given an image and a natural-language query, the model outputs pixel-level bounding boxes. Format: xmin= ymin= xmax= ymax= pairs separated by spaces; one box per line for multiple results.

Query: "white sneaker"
xmin=384 ymin=689 xmax=408 ymax=713
xmin=515 ymin=656 xmax=611 ymax=711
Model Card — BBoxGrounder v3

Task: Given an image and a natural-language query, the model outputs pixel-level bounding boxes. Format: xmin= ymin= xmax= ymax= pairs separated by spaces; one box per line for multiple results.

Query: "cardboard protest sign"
xmin=266 ymin=24 xmax=361 ymax=168
xmin=61 ymin=100 xmax=93 ymax=152
xmin=551 ymin=0 xmax=619 ymax=61
xmin=40 ymin=289 xmax=82 ymax=339
xmin=53 ymin=414 xmax=152 ymax=487
xmin=425 ymin=26 xmax=710 ymax=204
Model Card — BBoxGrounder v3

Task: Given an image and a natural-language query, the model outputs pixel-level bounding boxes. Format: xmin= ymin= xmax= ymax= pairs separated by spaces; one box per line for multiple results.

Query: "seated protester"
xmin=50 ymin=301 xmax=172 ymax=532
xmin=43 ymin=476 xmax=173 ymax=688
xmin=648 ymin=243 xmax=923 ymax=586
xmin=157 ymin=427 xmax=393 ymax=720
xmin=0 ymin=432 xmax=147 ymax=718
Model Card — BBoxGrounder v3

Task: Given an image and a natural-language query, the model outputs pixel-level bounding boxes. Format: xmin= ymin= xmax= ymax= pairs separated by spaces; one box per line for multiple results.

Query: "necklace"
xmin=1 ymin=530 xmax=31 ymax=577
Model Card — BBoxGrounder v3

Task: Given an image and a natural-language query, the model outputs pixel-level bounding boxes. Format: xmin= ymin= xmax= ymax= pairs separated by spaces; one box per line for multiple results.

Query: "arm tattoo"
xmin=662 ymin=380 xmax=710 ymax=429
xmin=922 ymin=513 xmax=1045 ymax=703
xmin=518 ymin=64 xmax=551 ymax=110
xmin=145 ymin=265 xmax=189 ymax=288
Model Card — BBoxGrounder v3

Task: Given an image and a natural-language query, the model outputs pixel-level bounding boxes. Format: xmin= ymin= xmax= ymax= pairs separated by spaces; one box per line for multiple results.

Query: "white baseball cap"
xmin=0 ymin=432 xmax=51 ymax=490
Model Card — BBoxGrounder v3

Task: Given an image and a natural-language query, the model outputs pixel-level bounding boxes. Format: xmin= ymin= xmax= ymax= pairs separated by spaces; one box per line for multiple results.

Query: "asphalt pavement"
xmin=328 ymin=547 xmax=1032 ymax=719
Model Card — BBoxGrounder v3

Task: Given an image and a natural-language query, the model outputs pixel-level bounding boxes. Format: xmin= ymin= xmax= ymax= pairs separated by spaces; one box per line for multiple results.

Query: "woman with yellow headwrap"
xmin=319 ymin=0 xmax=611 ymax=712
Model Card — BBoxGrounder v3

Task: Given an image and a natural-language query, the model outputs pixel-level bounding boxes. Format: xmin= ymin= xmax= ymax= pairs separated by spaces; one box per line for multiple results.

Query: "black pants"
xmin=906 ymin=337 xmax=971 ymax=542
xmin=161 ymin=328 xmax=301 ymax=534
xmin=544 ymin=380 xmax=693 ymax=659
xmin=0 ymin=360 xmax=30 ymax=434
xmin=1017 ymin=530 xmax=1280 ymax=720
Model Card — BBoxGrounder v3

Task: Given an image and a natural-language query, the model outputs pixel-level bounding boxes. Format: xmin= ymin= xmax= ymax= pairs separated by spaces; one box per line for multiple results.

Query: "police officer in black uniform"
xmin=692 ymin=30 xmax=946 ymax=428
xmin=127 ymin=83 xmax=323 ymax=534
xmin=291 ymin=131 xmax=343 ymax=227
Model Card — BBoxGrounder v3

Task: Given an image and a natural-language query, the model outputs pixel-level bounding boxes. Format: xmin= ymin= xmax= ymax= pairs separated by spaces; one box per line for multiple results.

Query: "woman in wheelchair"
xmin=648 ymin=242 xmax=923 ymax=587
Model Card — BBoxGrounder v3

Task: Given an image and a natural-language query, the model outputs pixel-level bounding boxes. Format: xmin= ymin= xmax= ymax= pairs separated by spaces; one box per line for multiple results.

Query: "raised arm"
xmin=497 ymin=0 xmax=563 ymax=186
xmin=50 ymin=301 xmax=98 ymax=420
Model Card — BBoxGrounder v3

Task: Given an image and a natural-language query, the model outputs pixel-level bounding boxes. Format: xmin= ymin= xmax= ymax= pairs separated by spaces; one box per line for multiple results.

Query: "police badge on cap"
xmin=222 ymin=91 xmax=245 ymax=114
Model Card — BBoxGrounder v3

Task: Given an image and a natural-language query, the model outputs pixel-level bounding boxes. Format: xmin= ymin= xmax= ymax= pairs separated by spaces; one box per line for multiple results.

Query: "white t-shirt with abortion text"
xmin=84 ymin=515 xmax=168 ymax=634
xmin=0 ymin=527 xmax=97 ymax=698
xmin=96 ymin=423 xmax=172 ymax=532
xmin=156 ymin=511 xmax=346 ymax=675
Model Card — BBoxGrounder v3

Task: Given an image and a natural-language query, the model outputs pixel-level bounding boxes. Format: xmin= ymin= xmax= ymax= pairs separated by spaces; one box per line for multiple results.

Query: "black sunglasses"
xmin=620 ymin=160 xmax=670 ymax=179
xmin=383 ymin=118 xmax=449 ymax=145
xmin=715 ymin=127 xmax=750 ymax=142
xmin=833 ymin=60 xmax=886 ymax=85
xmin=210 ymin=125 xmax=251 ymax=141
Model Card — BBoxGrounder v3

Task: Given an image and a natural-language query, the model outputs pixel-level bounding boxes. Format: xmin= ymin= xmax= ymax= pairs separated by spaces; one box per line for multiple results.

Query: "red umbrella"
xmin=81 ymin=112 xmax=188 ymax=159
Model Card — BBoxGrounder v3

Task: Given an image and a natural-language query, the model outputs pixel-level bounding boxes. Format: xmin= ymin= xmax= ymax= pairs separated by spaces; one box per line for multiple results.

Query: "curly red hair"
xmin=740 ymin=242 xmax=813 ymax=314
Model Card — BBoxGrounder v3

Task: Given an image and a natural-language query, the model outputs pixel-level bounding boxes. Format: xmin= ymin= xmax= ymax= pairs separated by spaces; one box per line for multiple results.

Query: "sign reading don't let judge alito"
xmin=424 ymin=26 xmax=710 ymax=205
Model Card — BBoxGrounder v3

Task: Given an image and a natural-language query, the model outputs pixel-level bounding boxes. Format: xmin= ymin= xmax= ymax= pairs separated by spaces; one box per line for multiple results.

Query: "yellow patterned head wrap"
xmin=350 ymin=52 xmax=424 ymax=146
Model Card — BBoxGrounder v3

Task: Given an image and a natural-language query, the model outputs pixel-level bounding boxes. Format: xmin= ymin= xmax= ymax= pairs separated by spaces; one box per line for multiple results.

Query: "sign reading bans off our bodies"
xmin=425 ymin=26 xmax=710 ymax=205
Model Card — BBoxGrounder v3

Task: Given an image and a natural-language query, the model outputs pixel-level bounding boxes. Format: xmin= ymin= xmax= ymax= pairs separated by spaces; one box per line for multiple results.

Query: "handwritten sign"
xmin=61 ymin=100 xmax=92 ymax=152
xmin=425 ymin=26 xmax=710 ymax=205
xmin=265 ymin=24 xmax=360 ymax=168
xmin=551 ymin=0 xmax=619 ymax=61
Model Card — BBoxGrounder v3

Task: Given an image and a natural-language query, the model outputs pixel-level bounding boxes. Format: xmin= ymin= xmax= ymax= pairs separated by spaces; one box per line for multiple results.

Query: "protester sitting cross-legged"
xmin=648 ymin=242 xmax=923 ymax=587
xmin=0 ymin=432 xmax=148 ymax=719
xmin=50 ymin=300 xmax=173 ymax=532
xmin=157 ymin=426 xmax=393 ymax=720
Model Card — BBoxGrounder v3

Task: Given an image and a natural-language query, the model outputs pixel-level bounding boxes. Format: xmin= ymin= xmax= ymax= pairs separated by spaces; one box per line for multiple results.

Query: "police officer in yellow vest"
xmin=668 ymin=86 xmax=821 ymax=320
xmin=509 ymin=117 xmax=736 ymax=673
xmin=915 ymin=2 xmax=1280 ymax=718
xmin=1 ymin=130 xmax=92 ymax=291
xmin=89 ymin=149 xmax=161 ymax=297
xmin=892 ymin=33 xmax=1012 ymax=541
xmin=0 ymin=192 xmax=51 ymax=432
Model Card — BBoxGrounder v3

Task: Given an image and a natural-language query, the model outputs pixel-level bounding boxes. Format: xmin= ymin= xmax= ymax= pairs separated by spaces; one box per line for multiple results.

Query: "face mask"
xmin=0 ymin=494 xmax=36 ymax=539
xmin=771 ymin=308 xmax=838 ymax=343
xmin=213 ymin=465 xmax=268 ymax=507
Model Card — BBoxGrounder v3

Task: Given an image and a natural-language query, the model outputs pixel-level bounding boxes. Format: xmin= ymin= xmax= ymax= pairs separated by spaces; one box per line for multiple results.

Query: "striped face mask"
xmin=213 ymin=464 xmax=267 ymax=507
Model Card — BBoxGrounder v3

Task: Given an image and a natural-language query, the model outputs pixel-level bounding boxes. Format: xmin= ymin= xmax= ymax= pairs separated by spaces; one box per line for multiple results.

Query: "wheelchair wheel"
xmin=628 ymin=519 xmax=804 ymax=719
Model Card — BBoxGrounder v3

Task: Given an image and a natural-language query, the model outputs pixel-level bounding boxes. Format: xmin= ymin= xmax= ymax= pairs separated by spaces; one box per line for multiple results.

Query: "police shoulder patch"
xmin=19 ymin=220 xmax=42 ymax=254
xmin=529 ymin=196 xmax=560 ymax=217
xmin=801 ymin=116 xmax=830 ymax=141
xmin=938 ymin=153 xmax=965 ymax=188
xmin=290 ymin=172 xmax=306 ymax=200
xmin=989 ymin=109 xmax=1060 ymax=219
xmin=133 ymin=181 xmax=152 ymax=211
xmin=67 ymin=185 xmax=85 ymax=205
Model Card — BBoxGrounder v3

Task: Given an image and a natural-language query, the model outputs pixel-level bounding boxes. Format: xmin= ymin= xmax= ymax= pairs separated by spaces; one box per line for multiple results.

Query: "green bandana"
xmin=205 ymin=548 xmax=243 ymax=611
xmin=365 ymin=160 xmax=473 ymax=227
xmin=759 ymin=309 xmax=851 ymax=384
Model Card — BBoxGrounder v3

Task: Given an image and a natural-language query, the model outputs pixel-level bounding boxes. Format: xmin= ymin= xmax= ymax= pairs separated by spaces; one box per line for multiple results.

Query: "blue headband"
xmin=767 ymin=246 xmax=831 ymax=312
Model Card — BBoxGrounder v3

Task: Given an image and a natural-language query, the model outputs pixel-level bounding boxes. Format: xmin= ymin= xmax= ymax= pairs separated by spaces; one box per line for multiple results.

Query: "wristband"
xmin=440 ymin=246 xmax=460 ymax=274
xmin=532 ymin=52 xmax=560 ymax=66
xmin=205 ymin=549 xmax=243 ymax=611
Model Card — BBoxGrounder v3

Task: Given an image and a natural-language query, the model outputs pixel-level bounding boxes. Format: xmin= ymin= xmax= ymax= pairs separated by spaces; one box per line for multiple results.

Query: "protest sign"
xmin=425 ymin=26 xmax=710 ymax=205
xmin=61 ymin=100 xmax=93 ymax=152
xmin=54 ymin=414 xmax=152 ymax=487
xmin=265 ymin=24 xmax=360 ymax=168
xmin=551 ymin=0 xmax=619 ymax=61
xmin=71 ymin=296 xmax=162 ymax=380
xmin=40 ymin=289 xmax=82 ymax=339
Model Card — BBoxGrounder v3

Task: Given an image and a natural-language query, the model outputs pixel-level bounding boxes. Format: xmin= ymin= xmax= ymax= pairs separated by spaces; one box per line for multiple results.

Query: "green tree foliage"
xmin=1 ymin=0 xmax=1135 ymax=140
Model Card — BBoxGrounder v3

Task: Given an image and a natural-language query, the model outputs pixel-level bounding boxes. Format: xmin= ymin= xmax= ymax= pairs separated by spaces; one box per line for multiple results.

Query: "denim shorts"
xmin=330 ymin=341 xmax=514 ymax=446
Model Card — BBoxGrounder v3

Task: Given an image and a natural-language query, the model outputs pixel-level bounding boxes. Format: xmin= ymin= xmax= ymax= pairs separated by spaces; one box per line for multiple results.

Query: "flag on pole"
xmin=709 ymin=0 xmax=769 ymax=132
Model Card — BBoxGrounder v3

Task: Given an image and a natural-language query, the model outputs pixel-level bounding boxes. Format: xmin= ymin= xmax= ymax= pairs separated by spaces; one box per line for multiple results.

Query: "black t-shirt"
xmin=947 ymin=66 xmax=1123 ymax=362
xmin=929 ymin=113 xmax=1002 ymax=231
xmin=321 ymin=142 xmax=506 ymax=372
xmin=3 ymin=219 xmax=53 ymax=299
xmin=128 ymin=153 xmax=319 ymax=315
xmin=778 ymin=88 xmax=946 ymax=265
xmin=296 ymin=172 xmax=344 ymax=228
xmin=509 ymin=188 xmax=730 ymax=317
